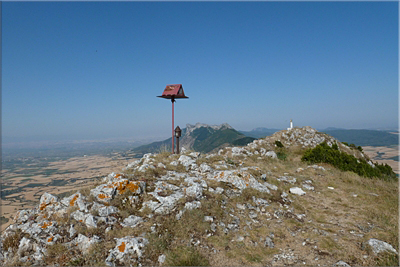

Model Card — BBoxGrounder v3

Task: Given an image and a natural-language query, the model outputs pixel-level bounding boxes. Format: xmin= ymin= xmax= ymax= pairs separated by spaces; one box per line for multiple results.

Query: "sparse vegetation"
xmin=166 ymin=246 xmax=209 ymax=266
xmin=2 ymin=229 xmax=25 ymax=253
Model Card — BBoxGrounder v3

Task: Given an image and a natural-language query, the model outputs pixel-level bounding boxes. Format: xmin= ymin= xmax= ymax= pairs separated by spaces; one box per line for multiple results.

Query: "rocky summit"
xmin=1 ymin=127 xmax=398 ymax=266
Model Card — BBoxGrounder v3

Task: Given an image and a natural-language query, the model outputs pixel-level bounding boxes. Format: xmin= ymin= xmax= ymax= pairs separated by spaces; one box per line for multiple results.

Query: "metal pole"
xmin=176 ymin=136 xmax=180 ymax=154
xmin=171 ymin=98 xmax=175 ymax=154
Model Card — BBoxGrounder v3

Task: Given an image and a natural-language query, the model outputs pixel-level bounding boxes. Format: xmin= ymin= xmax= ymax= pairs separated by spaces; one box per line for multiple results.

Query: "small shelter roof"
xmin=157 ymin=84 xmax=188 ymax=99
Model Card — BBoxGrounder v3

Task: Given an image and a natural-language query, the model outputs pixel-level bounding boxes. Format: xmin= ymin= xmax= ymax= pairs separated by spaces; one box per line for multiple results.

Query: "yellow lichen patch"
xmin=126 ymin=181 xmax=139 ymax=193
xmin=98 ymin=194 xmax=110 ymax=199
xmin=220 ymin=172 xmax=224 ymax=178
xmin=79 ymin=220 xmax=83 ymax=222
xmin=69 ymin=194 xmax=79 ymax=207
xmin=115 ymin=173 xmax=122 ymax=179
xmin=39 ymin=203 xmax=48 ymax=211
xmin=115 ymin=180 xmax=140 ymax=194
xmin=47 ymin=236 xmax=53 ymax=242
xmin=41 ymin=221 xmax=53 ymax=229
xmin=118 ymin=242 xmax=126 ymax=252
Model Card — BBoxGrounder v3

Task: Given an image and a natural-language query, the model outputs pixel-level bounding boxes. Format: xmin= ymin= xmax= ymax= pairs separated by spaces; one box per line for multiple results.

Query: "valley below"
xmin=1 ymin=153 xmax=136 ymax=232
xmin=362 ymin=146 xmax=399 ymax=174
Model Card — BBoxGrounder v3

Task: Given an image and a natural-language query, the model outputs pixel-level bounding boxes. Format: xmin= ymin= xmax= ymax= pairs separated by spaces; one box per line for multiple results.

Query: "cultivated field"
xmin=1 ymin=154 xmax=134 ymax=232
xmin=362 ymin=146 xmax=399 ymax=174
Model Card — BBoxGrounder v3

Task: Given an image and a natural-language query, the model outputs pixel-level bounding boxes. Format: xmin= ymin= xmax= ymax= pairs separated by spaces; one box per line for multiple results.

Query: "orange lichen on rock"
xmin=220 ymin=172 xmax=224 ymax=178
xmin=41 ymin=221 xmax=53 ymax=229
xmin=70 ymin=194 xmax=79 ymax=207
xmin=114 ymin=180 xmax=140 ymax=194
xmin=39 ymin=203 xmax=48 ymax=211
xmin=126 ymin=181 xmax=140 ymax=192
xmin=118 ymin=242 xmax=126 ymax=252
xmin=115 ymin=173 xmax=122 ymax=179
xmin=98 ymin=194 xmax=110 ymax=199
xmin=47 ymin=236 xmax=53 ymax=242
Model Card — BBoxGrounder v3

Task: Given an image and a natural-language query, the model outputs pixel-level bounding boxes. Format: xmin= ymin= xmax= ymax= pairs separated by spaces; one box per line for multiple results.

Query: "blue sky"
xmin=2 ymin=1 xmax=398 ymax=142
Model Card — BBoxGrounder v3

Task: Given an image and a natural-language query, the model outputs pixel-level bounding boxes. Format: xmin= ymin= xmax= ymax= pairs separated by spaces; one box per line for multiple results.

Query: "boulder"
xmin=185 ymin=183 xmax=203 ymax=199
xmin=61 ymin=193 xmax=88 ymax=212
xmin=98 ymin=206 xmax=119 ymax=217
xmin=265 ymin=151 xmax=277 ymax=159
xmin=106 ymin=236 xmax=148 ymax=265
xmin=38 ymin=193 xmax=59 ymax=211
xmin=289 ymin=187 xmax=306 ymax=196
xmin=365 ymin=238 xmax=398 ymax=255
xmin=121 ymin=215 xmax=143 ymax=228
xmin=200 ymin=163 xmax=213 ymax=173
xmin=178 ymin=155 xmax=195 ymax=167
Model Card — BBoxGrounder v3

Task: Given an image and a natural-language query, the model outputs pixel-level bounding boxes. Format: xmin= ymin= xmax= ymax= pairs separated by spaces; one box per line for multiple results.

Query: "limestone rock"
xmin=265 ymin=151 xmax=277 ymax=159
xmin=178 ymin=155 xmax=195 ymax=167
xmin=106 ymin=236 xmax=148 ymax=265
xmin=61 ymin=192 xmax=88 ymax=212
xmin=289 ymin=187 xmax=306 ymax=196
xmin=98 ymin=205 xmax=119 ymax=217
xmin=185 ymin=183 xmax=203 ymax=199
xmin=38 ymin=192 xmax=59 ymax=212
xmin=74 ymin=234 xmax=101 ymax=254
xmin=277 ymin=176 xmax=296 ymax=184
xmin=158 ymin=254 xmax=166 ymax=265
xmin=121 ymin=215 xmax=143 ymax=228
xmin=365 ymin=238 xmax=398 ymax=255
xmin=335 ymin=261 xmax=351 ymax=267
xmin=200 ymin=163 xmax=213 ymax=173
xmin=264 ymin=236 xmax=275 ymax=248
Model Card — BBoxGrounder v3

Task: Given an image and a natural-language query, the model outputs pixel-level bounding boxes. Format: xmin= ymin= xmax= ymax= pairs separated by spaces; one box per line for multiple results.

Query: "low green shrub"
xmin=302 ymin=142 xmax=396 ymax=180
xmin=277 ymin=151 xmax=287 ymax=161
xmin=275 ymin=140 xmax=284 ymax=148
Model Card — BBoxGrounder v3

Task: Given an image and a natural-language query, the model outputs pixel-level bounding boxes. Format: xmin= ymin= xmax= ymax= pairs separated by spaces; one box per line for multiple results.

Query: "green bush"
xmin=302 ymin=142 xmax=396 ymax=181
xmin=275 ymin=140 xmax=284 ymax=148
xmin=277 ymin=151 xmax=287 ymax=161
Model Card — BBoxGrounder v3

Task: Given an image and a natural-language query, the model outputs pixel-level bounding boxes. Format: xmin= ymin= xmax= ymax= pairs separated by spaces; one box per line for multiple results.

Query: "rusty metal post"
xmin=171 ymin=98 xmax=175 ymax=154
xmin=157 ymin=85 xmax=187 ymax=155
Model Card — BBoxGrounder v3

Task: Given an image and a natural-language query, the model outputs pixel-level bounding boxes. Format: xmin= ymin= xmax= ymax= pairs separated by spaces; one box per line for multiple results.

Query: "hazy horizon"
xmin=2 ymin=123 xmax=398 ymax=147
xmin=3 ymin=2 xmax=398 ymax=143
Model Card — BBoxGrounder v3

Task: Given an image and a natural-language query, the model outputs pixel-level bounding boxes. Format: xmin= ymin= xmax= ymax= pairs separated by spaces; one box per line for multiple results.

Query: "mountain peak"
xmin=185 ymin=123 xmax=232 ymax=135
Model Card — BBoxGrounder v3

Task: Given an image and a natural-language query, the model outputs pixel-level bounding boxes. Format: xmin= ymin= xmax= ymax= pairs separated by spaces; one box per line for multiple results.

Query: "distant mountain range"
xmin=133 ymin=123 xmax=255 ymax=156
xmin=133 ymin=124 xmax=398 ymax=156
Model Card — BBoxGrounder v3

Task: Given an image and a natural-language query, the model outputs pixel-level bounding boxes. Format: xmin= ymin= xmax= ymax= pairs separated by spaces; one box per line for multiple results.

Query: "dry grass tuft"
xmin=2 ymin=229 xmax=25 ymax=253
xmin=165 ymin=246 xmax=210 ymax=266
